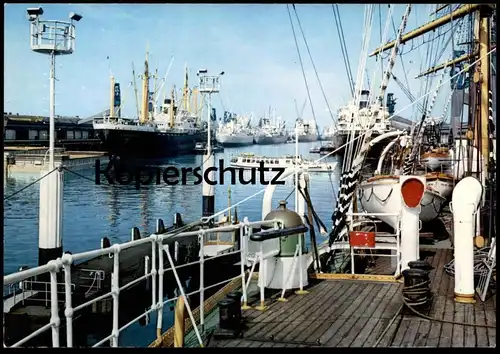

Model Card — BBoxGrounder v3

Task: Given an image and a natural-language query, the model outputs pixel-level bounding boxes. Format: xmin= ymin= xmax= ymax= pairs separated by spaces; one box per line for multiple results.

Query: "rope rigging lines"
xmin=292 ymin=5 xmax=337 ymax=125
xmin=331 ymin=4 xmax=355 ymax=97
xmin=286 ymin=4 xmax=318 ymax=139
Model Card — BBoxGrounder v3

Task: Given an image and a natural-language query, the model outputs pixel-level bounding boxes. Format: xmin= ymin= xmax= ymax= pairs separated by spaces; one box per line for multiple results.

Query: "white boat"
xmin=420 ymin=147 xmax=452 ymax=171
xmin=216 ymin=115 xmax=255 ymax=147
xmin=229 ymin=153 xmax=337 ymax=173
xmin=358 ymin=175 xmax=447 ymax=230
xmin=425 ymin=172 xmax=454 ymax=199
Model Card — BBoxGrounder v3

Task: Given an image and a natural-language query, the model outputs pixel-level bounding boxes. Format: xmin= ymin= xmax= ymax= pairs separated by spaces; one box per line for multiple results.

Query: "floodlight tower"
xmin=27 ymin=7 xmax=82 ymax=168
xmin=197 ymin=69 xmax=223 ymax=218
xmin=27 ymin=7 xmax=83 ymax=267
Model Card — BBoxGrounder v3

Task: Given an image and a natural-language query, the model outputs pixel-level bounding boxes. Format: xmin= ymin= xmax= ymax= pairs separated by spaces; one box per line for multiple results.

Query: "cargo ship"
xmin=92 ymin=52 xmax=205 ymax=159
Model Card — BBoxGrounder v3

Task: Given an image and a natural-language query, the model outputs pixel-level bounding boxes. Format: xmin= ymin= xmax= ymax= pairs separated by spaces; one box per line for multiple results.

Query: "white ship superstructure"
xmin=254 ymin=114 xmax=287 ymax=145
xmin=294 ymin=118 xmax=318 ymax=142
xmin=216 ymin=115 xmax=255 ymax=147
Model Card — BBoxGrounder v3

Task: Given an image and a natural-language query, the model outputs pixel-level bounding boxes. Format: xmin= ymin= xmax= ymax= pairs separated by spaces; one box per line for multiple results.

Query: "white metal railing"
xmin=3 ymin=217 xmax=280 ymax=348
xmin=346 ymin=212 xmax=401 ymax=276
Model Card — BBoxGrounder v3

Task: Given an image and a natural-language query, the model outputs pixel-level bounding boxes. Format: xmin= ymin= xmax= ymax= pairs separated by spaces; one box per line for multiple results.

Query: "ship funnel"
xmin=399 ymin=176 xmax=426 ymax=271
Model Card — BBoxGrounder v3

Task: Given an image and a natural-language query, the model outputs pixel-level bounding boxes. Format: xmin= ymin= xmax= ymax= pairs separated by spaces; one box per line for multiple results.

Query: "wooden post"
xmin=173 ymin=296 xmax=186 ymax=348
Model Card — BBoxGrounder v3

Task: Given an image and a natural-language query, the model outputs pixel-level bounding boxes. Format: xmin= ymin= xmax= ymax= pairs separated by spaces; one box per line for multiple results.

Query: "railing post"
xmin=278 ymin=244 xmax=300 ymax=302
xmin=48 ymin=260 xmax=61 ymax=348
xmin=295 ymin=220 xmax=308 ymax=295
xmin=255 ymin=245 xmax=267 ymax=311
xmin=110 ymin=245 xmax=121 ymax=347
xmin=240 ymin=222 xmax=251 ymax=310
xmin=156 ymin=237 xmax=165 ymax=340
xmin=62 ymin=254 xmax=74 ymax=348
xmin=164 ymin=245 xmax=204 ymax=347
xmin=151 ymin=236 xmax=157 ymax=315
xmin=198 ymin=230 xmax=205 ymax=333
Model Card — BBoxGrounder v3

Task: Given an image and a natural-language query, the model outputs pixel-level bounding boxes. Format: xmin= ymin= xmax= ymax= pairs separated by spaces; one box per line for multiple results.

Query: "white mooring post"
xmin=38 ymin=165 xmax=64 ymax=266
xmin=399 ymin=176 xmax=426 ymax=272
xmin=26 ymin=7 xmax=82 ymax=266
xmin=451 ymin=176 xmax=483 ymax=304
xmin=198 ymin=69 xmax=222 ymax=218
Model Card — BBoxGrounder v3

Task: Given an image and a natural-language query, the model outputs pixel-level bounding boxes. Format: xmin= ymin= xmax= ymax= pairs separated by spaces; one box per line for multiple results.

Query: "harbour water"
xmin=3 ymin=141 xmax=341 ymax=346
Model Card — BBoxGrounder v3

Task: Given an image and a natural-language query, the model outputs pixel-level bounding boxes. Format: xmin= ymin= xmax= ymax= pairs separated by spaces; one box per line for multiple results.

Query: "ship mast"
xmin=132 ymin=62 xmax=140 ymax=119
xmin=192 ymin=87 xmax=198 ymax=116
xmin=109 ymin=74 xmax=115 ymax=118
xmin=183 ymin=63 xmax=189 ymax=111
xmin=170 ymin=86 xmax=175 ymax=128
xmin=140 ymin=45 xmax=150 ymax=124
xmin=374 ymin=5 xmax=412 ymax=107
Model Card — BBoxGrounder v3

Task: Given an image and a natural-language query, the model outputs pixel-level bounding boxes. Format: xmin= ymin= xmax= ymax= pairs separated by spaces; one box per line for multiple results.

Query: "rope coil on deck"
xmin=443 ymin=247 xmax=495 ymax=277
xmin=401 ymin=279 xmax=432 ymax=307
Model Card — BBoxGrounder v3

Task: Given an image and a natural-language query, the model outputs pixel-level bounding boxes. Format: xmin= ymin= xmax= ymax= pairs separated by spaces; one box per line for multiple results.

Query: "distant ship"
xmin=321 ymin=124 xmax=342 ymax=149
xmin=336 ymin=91 xmax=412 ymax=157
xmin=216 ymin=113 xmax=255 ymax=147
xmin=294 ymin=118 xmax=318 ymax=142
xmin=254 ymin=109 xmax=287 ymax=145
xmin=93 ymin=53 xmax=205 ymax=159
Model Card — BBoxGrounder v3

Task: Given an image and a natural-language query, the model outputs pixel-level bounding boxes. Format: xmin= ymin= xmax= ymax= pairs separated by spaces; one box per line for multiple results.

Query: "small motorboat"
xmin=192 ymin=142 xmax=224 ymax=155
xmin=319 ymin=143 xmax=338 ymax=156
xmin=309 ymin=146 xmax=321 ymax=153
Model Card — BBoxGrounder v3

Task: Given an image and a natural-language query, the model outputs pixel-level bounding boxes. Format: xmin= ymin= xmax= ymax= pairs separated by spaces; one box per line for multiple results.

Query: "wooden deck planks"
xmin=322 ymin=283 xmax=378 ymax=346
xmin=400 ymin=319 xmax=425 ymax=347
xmin=287 ymin=282 xmax=352 ymax=343
xmin=243 ymin=281 xmax=329 ymax=337
xmin=337 ymin=284 xmax=393 ymax=347
xmin=277 ymin=281 xmax=359 ymax=343
xmin=483 ymin=297 xmax=496 ymax=347
xmin=474 ymin=300 xmax=490 ymax=347
xmin=361 ymin=283 xmax=403 ymax=347
xmin=452 ymin=303 xmax=466 ymax=347
xmin=348 ymin=284 xmax=392 ymax=347
xmin=413 ymin=320 xmax=431 ymax=347
xmin=463 ymin=304 xmax=476 ymax=347
xmin=315 ymin=283 xmax=373 ymax=345
xmin=247 ymin=281 xmax=336 ymax=342
xmin=210 ymin=249 xmax=496 ymax=348
xmin=438 ymin=261 xmax=456 ymax=347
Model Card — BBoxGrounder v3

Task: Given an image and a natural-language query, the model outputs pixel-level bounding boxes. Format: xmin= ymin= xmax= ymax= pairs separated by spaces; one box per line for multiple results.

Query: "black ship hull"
xmin=96 ymin=128 xmax=205 ymax=158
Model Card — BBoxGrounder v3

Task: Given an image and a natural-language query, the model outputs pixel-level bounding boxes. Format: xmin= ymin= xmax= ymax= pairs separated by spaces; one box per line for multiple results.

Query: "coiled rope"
xmin=443 ymin=247 xmax=495 ymax=277
xmin=374 ymin=277 xmax=496 ymax=347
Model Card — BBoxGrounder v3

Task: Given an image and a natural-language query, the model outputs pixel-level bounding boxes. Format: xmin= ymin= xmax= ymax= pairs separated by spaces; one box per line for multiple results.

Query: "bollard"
xmin=213 ymin=298 xmax=240 ymax=339
xmin=226 ymin=291 xmax=242 ymax=329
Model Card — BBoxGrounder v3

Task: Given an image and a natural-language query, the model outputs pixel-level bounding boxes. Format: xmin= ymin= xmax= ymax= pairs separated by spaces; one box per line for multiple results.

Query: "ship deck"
xmin=205 ymin=248 xmax=496 ymax=348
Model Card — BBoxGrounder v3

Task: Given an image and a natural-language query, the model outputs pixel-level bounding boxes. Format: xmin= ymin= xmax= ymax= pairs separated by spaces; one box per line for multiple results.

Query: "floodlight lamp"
xmin=197 ymin=69 xmax=208 ymax=75
xmin=69 ymin=12 xmax=82 ymax=22
xmin=26 ymin=7 xmax=43 ymax=21
xmin=220 ymin=71 xmax=225 ymax=76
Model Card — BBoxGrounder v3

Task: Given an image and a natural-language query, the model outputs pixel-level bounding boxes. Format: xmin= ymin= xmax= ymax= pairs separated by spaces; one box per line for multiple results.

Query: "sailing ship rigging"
xmin=322 ymin=3 xmax=496 ymax=270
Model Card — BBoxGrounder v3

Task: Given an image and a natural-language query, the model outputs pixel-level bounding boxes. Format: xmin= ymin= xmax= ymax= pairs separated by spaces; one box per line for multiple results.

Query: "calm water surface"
xmin=3 ymin=141 xmax=342 ymax=346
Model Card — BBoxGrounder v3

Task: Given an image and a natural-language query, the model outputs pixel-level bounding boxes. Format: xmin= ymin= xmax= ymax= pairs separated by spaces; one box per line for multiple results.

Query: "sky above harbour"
xmin=4 ymin=3 xmax=460 ymax=128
